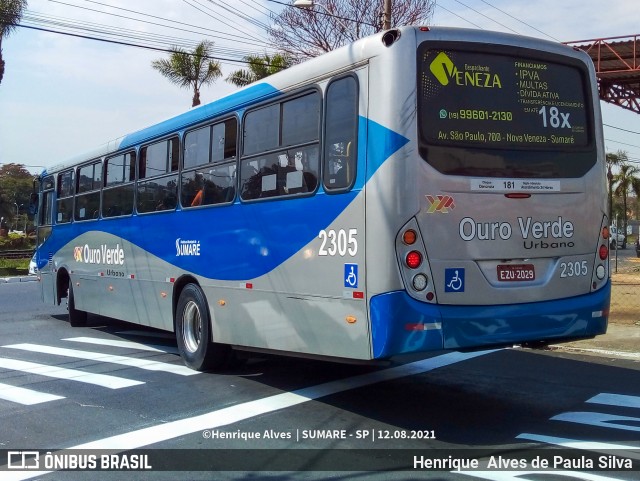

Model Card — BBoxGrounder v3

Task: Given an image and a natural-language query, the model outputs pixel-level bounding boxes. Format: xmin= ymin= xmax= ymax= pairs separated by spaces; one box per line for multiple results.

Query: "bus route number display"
xmin=420 ymin=47 xmax=590 ymax=149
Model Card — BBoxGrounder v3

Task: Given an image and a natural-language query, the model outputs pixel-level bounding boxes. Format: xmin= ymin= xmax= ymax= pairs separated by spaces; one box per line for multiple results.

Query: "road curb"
xmin=556 ymin=346 xmax=640 ymax=360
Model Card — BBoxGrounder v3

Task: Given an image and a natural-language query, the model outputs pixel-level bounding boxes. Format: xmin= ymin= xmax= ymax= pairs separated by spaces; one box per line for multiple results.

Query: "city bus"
xmin=32 ymin=26 xmax=610 ymax=371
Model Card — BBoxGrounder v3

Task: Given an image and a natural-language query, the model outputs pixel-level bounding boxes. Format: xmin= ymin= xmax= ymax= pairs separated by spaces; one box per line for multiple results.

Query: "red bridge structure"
xmin=566 ymin=35 xmax=640 ymax=114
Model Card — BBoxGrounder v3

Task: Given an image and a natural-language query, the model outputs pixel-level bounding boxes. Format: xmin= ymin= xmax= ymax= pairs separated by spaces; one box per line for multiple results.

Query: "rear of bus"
xmin=377 ymin=28 xmax=610 ymax=356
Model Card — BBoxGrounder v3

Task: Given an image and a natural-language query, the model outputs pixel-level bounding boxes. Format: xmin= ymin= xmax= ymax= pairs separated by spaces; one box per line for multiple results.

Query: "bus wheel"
xmin=176 ymin=284 xmax=228 ymax=371
xmin=68 ymin=283 xmax=87 ymax=327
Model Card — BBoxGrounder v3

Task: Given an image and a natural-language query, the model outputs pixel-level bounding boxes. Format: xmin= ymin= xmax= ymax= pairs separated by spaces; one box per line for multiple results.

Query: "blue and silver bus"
xmin=33 ymin=26 xmax=610 ymax=370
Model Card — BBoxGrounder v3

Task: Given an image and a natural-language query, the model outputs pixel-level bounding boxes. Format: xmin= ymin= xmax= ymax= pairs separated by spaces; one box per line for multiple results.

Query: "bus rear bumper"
xmin=369 ymin=281 xmax=610 ymax=358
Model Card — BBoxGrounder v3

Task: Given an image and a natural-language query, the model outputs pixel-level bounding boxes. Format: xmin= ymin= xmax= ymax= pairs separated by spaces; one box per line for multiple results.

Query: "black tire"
xmin=175 ymin=284 xmax=229 ymax=371
xmin=68 ymin=283 xmax=87 ymax=327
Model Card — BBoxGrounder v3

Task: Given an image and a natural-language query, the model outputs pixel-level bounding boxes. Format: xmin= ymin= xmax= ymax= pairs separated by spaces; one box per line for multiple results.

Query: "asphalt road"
xmin=0 ymin=281 xmax=639 ymax=480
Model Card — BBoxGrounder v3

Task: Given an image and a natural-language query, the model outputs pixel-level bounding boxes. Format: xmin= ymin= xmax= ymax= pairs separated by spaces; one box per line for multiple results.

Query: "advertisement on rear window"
xmin=419 ymin=46 xmax=590 ymax=149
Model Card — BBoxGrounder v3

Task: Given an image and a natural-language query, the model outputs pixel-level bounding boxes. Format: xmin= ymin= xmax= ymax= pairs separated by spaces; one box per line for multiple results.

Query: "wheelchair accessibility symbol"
xmin=344 ymin=263 xmax=358 ymax=288
xmin=445 ymin=268 xmax=465 ymax=292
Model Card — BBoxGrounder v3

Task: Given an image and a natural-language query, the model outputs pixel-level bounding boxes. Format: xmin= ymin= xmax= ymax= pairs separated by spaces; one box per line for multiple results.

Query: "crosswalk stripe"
xmin=0 ymin=382 xmax=64 ymax=405
xmin=2 ymin=343 xmax=198 ymax=376
xmin=588 ymin=392 xmax=640 ymax=409
xmin=551 ymin=411 xmax=640 ymax=432
xmin=0 ymin=358 xmax=143 ymax=389
xmin=62 ymin=337 xmax=179 ymax=354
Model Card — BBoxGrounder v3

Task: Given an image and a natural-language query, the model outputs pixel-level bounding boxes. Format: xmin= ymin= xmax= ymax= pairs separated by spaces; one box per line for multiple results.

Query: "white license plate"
xmin=497 ymin=264 xmax=535 ymax=282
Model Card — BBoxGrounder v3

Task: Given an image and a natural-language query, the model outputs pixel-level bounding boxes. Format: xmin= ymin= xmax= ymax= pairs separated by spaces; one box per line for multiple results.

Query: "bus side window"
xmin=184 ymin=125 xmax=211 ymax=170
xmin=137 ymin=176 xmax=178 ymax=213
xmin=103 ymin=151 xmax=136 ymax=218
xmin=138 ymin=138 xmax=179 ymax=214
xmin=240 ymin=92 xmax=320 ymax=201
xmin=56 ymin=169 xmax=74 ymax=224
xmin=74 ymin=161 xmax=102 ymax=221
xmin=181 ymin=163 xmax=236 ymax=208
xmin=242 ymin=104 xmax=279 ymax=157
xmin=181 ymin=118 xmax=237 ymax=209
xmin=323 ymin=76 xmax=358 ymax=192
xmin=41 ymin=189 xmax=54 ymax=226
xmin=38 ymin=186 xmax=55 ymax=246
xmin=212 ymin=118 xmax=237 ymax=163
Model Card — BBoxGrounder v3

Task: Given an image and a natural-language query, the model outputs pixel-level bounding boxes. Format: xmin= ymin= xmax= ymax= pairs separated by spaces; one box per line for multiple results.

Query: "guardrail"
xmin=0 ymin=249 xmax=35 ymax=260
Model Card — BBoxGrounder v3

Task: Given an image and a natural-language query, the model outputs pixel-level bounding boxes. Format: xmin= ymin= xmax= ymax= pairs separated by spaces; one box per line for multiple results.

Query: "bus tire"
xmin=68 ymin=283 xmax=87 ymax=327
xmin=176 ymin=284 xmax=228 ymax=371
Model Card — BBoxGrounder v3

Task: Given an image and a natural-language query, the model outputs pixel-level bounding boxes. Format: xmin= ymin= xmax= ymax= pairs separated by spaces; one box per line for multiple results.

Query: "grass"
xmin=0 ymin=257 xmax=30 ymax=276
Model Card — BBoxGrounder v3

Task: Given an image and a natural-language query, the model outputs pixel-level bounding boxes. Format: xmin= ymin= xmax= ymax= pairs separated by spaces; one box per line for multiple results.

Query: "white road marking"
xmin=62 ymin=336 xmax=179 ymax=354
xmin=2 ymin=343 xmax=197 ymax=376
xmin=0 ymin=382 xmax=64 ymax=405
xmin=0 ymin=358 xmax=143 ymax=389
xmin=512 ymin=393 xmax=640 ymax=480
xmin=551 ymin=411 xmax=640 ymax=432
xmin=588 ymin=392 xmax=640 ymax=409
xmin=2 ymin=349 xmax=496 ymax=480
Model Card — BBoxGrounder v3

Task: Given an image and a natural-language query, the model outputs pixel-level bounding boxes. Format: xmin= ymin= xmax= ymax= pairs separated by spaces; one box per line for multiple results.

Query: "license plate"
xmin=497 ymin=264 xmax=535 ymax=282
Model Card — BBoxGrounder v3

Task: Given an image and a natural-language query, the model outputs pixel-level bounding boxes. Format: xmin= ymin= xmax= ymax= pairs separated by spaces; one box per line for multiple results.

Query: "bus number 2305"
xmin=318 ymin=229 xmax=358 ymax=256
xmin=560 ymin=260 xmax=588 ymax=278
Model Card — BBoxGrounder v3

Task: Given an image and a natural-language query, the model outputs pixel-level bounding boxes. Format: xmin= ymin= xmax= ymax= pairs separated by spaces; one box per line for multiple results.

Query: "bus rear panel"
xmin=369 ymin=29 xmax=609 ymax=358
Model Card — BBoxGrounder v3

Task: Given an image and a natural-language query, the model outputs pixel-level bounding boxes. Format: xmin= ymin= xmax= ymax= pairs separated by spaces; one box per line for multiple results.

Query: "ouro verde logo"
xmin=429 ymin=52 xmax=502 ymax=89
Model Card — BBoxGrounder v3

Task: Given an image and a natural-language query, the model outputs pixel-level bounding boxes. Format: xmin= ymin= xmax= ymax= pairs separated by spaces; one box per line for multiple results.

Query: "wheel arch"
xmin=56 ymin=267 xmax=71 ymax=306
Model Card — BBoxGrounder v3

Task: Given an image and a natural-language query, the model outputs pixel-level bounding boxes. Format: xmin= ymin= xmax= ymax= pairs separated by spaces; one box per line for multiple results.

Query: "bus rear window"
xmin=418 ymin=43 xmax=595 ymax=178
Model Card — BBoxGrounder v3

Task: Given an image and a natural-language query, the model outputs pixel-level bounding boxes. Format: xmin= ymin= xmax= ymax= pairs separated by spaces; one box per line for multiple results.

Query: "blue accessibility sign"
xmin=344 ymin=264 xmax=358 ymax=288
xmin=444 ymin=268 xmax=465 ymax=293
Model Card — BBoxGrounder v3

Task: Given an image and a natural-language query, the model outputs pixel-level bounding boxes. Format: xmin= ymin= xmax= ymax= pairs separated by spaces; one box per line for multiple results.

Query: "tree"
xmin=612 ymin=159 xmax=640 ymax=237
xmin=0 ymin=0 xmax=27 ymax=84
xmin=606 ymin=150 xmax=631 ymax=225
xmin=0 ymin=163 xmax=33 ymax=225
xmin=151 ymin=40 xmax=222 ymax=107
xmin=226 ymin=52 xmax=294 ymax=88
xmin=268 ymin=0 xmax=435 ymax=62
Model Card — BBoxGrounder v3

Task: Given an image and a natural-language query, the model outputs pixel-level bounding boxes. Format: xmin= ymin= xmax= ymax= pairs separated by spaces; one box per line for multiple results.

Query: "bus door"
xmin=37 ymin=177 xmax=56 ymax=304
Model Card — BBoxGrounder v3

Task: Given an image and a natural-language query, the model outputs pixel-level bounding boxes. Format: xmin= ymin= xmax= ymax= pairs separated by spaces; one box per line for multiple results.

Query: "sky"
xmin=0 ymin=0 xmax=638 ymax=174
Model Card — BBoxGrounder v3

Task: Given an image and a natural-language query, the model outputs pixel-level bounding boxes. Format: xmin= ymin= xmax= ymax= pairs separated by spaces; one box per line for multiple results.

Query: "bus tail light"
xmin=412 ymin=273 xmax=428 ymax=291
xmin=591 ymin=217 xmax=610 ymax=292
xmin=396 ymin=219 xmax=436 ymax=303
xmin=598 ymin=244 xmax=608 ymax=261
xmin=402 ymin=229 xmax=417 ymax=245
xmin=406 ymin=251 xmax=422 ymax=269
